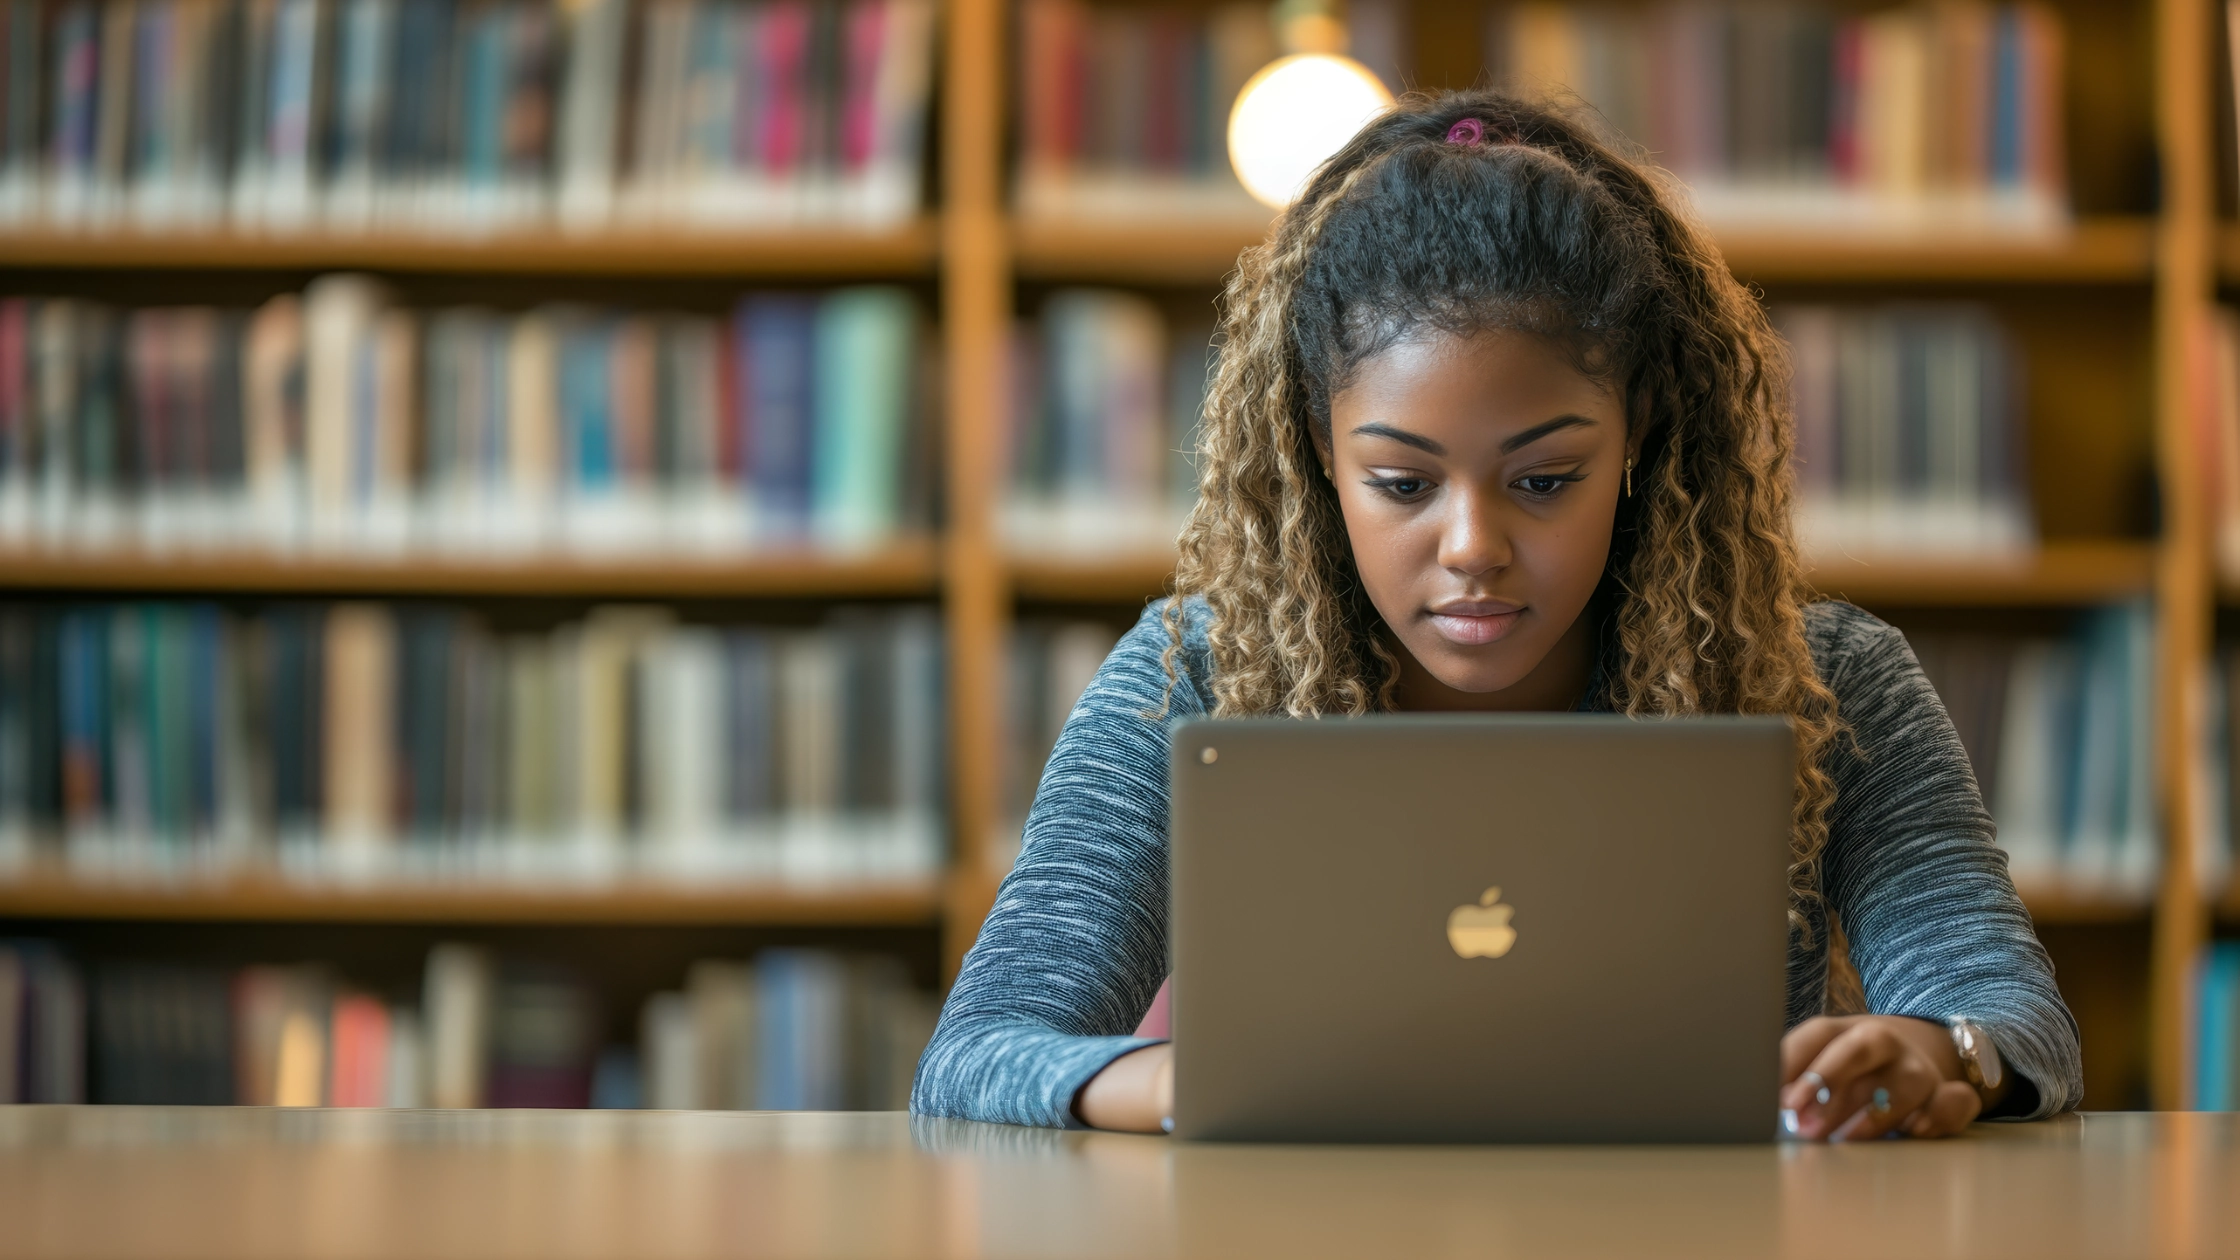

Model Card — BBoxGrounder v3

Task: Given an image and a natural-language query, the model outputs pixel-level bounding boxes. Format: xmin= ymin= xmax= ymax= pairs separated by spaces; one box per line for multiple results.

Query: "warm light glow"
xmin=1227 ymin=53 xmax=1395 ymax=209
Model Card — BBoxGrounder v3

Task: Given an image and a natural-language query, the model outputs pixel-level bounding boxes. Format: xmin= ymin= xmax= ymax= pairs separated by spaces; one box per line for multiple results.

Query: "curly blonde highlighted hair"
xmin=1164 ymin=88 xmax=1842 ymax=944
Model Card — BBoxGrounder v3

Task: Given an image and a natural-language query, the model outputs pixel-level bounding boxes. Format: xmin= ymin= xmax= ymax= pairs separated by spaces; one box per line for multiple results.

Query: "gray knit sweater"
xmin=913 ymin=598 xmax=2084 ymax=1128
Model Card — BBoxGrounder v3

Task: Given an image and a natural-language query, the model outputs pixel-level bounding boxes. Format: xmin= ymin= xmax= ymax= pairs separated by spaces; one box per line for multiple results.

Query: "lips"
xmin=1426 ymin=599 xmax=1525 ymax=646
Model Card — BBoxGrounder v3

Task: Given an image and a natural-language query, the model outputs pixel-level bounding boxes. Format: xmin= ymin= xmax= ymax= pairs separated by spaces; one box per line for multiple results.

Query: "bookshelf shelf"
xmin=2015 ymin=885 xmax=2157 ymax=926
xmin=1803 ymin=542 xmax=2158 ymax=607
xmin=0 ymin=223 xmax=942 ymax=278
xmin=0 ymin=542 xmax=943 ymax=599
xmin=1011 ymin=216 xmax=2158 ymax=286
xmin=1719 ymin=217 xmax=2157 ymax=284
xmin=0 ymin=872 xmax=943 ymax=927
xmin=1008 ymin=540 xmax=2159 ymax=608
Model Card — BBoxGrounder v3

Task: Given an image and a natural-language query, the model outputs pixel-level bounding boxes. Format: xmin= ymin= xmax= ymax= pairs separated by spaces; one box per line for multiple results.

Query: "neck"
xmin=1386 ymin=610 xmax=1598 ymax=713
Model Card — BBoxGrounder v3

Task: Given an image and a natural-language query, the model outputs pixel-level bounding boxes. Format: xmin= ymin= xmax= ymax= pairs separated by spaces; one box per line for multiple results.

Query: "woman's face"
xmin=1322 ymin=326 xmax=1629 ymax=705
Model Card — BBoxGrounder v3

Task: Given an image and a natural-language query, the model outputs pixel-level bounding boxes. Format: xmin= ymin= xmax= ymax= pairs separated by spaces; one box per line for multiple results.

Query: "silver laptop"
xmin=1167 ymin=715 xmax=1794 ymax=1143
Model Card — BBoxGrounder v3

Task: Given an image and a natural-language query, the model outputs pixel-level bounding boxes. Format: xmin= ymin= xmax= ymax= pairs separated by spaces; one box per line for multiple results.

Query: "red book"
xmin=760 ymin=2 xmax=811 ymax=176
xmin=0 ymin=300 xmax=26 ymax=477
xmin=840 ymin=0 xmax=884 ymax=171
xmin=328 ymin=994 xmax=391 ymax=1108
xmin=1830 ymin=19 xmax=1864 ymax=185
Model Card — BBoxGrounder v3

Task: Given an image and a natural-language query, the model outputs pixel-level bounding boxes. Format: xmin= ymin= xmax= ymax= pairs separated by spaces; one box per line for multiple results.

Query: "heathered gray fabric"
xmin=912 ymin=598 xmax=2084 ymax=1128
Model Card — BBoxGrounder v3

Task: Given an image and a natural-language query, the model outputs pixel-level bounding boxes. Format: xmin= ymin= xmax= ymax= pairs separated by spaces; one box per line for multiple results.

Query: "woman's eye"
xmin=1516 ymin=474 xmax=1577 ymax=497
xmin=1368 ymin=476 xmax=1431 ymax=498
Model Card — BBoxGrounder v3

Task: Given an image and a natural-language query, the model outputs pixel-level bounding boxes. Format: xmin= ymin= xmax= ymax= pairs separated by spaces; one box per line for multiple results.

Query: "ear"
xmin=1310 ymin=425 xmax=1334 ymax=481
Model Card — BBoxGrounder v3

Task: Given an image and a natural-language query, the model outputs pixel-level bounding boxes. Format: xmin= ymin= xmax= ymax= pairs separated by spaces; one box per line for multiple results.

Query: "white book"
xmin=641 ymin=626 xmax=725 ymax=873
xmin=424 ymin=943 xmax=492 ymax=1108
xmin=687 ymin=961 xmax=757 ymax=1110
xmin=384 ymin=1008 xmax=427 ymax=1108
xmin=640 ymin=990 xmax=699 ymax=1110
xmin=303 ymin=275 xmax=389 ymax=550
xmin=1992 ymin=640 xmax=2078 ymax=888
xmin=556 ymin=0 xmax=627 ymax=231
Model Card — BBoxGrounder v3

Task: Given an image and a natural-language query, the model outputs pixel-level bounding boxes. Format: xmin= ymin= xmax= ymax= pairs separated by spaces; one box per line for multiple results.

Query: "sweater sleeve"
xmin=910 ymin=603 xmax=1201 ymax=1127
xmin=1811 ymin=604 xmax=2085 ymax=1119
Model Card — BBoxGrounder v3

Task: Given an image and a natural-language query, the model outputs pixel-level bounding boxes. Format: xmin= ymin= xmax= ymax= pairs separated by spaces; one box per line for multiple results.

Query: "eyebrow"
xmin=1499 ymin=414 xmax=1598 ymax=454
xmin=1348 ymin=422 xmax=1445 ymax=456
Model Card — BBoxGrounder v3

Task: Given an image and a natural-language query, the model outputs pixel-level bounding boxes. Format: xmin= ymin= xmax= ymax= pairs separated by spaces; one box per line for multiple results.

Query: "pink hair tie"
xmin=1445 ymin=117 xmax=1487 ymax=145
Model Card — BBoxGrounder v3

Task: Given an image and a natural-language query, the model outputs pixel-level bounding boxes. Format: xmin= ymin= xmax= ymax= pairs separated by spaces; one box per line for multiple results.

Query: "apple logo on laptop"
xmin=1447 ymin=887 xmax=1517 ymax=958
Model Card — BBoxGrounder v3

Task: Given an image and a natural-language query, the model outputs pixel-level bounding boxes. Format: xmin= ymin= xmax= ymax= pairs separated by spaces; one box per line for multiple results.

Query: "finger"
xmin=1825 ymin=1057 xmax=1942 ymax=1143
xmin=1782 ymin=1023 xmax=1899 ymax=1115
xmin=1903 ymin=1081 xmax=1984 ymax=1139
xmin=1780 ymin=1016 xmax=1859 ymax=1085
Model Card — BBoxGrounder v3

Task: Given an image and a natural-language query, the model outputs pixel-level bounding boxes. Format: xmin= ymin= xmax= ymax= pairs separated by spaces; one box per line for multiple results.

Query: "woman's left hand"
xmin=1780 ymin=1014 xmax=1993 ymax=1141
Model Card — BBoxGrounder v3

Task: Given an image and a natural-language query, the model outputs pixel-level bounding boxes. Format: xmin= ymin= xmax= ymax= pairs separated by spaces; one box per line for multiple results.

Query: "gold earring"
xmin=1322 ymin=465 xmax=1334 ymax=482
xmin=1624 ymin=457 xmax=1634 ymax=497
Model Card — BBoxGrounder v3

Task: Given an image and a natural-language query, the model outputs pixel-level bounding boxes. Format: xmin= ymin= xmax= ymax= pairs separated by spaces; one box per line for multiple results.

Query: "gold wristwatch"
xmin=1949 ymin=1017 xmax=2004 ymax=1095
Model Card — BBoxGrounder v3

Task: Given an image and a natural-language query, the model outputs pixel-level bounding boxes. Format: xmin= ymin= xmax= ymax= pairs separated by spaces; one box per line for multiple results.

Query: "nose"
xmin=1438 ymin=483 xmax=1511 ymax=579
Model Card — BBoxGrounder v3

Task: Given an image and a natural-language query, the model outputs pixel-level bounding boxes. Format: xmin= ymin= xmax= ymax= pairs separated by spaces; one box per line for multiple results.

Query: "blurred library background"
xmin=0 ymin=0 xmax=2237 ymax=1117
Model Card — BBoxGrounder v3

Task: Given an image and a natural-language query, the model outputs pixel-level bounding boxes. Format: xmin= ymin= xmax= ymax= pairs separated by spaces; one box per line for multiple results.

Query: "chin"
xmin=1420 ymin=649 xmax=1533 ymax=696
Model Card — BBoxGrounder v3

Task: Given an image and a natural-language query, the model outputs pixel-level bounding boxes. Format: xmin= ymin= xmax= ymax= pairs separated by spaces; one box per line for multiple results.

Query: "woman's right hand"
xmin=1077 ymin=1043 xmax=1174 ymax=1132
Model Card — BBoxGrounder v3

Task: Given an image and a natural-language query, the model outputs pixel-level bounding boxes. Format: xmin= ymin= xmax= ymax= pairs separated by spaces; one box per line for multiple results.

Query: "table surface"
xmin=3 ymin=1107 xmax=2238 ymax=1260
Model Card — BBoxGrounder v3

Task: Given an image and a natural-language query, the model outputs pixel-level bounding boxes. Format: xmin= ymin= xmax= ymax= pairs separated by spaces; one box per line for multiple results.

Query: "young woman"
xmin=914 ymin=89 xmax=2082 ymax=1139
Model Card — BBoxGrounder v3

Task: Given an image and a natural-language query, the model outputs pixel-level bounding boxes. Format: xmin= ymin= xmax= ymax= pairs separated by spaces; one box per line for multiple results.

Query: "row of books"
xmin=2200 ymin=941 xmax=2240 ymax=1111
xmin=1488 ymin=1 xmax=2068 ymax=231
xmin=3 ymin=938 xmax=936 ymax=1108
xmin=0 ymin=0 xmax=934 ymax=232
xmin=1775 ymin=303 xmax=2032 ymax=560
xmin=1005 ymin=290 xmax=1208 ymax=554
xmin=1907 ymin=605 xmax=2157 ymax=898
xmin=636 ymin=950 xmax=933 ymax=1110
xmin=0 ymin=281 xmax=939 ymax=555
xmin=0 ymin=601 xmax=946 ymax=885
xmin=998 ymin=617 xmax=1118 ymax=871
xmin=1013 ymin=0 xmax=1274 ymax=222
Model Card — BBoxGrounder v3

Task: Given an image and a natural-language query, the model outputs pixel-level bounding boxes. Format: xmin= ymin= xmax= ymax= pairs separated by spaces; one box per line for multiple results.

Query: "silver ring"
xmin=1802 ymin=1071 xmax=1831 ymax=1106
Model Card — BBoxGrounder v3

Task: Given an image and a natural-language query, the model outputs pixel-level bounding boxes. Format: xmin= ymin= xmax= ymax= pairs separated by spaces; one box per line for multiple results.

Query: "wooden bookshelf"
xmin=0 ymin=542 xmax=943 ymax=599
xmin=1012 ymin=215 xmax=2159 ymax=286
xmin=1009 ymin=541 xmax=2159 ymax=608
xmin=0 ymin=871 xmax=942 ymax=926
xmin=0 ymin=223 xmax=942 ymax=277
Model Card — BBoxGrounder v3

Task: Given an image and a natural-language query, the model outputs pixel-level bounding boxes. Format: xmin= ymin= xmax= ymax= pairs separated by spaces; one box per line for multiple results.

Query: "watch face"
xmin=1957 ymin=1019 xmax=2003 ymax=1091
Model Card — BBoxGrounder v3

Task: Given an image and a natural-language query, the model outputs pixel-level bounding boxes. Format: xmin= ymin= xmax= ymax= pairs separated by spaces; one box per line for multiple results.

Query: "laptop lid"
xmin=1168 ymin=714 xmax=1794 ymax=1143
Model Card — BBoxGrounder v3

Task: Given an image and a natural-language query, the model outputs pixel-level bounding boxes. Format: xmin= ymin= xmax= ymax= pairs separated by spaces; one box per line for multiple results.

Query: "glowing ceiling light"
xmin=1226 ymin=4 xmax=1395 ymax=210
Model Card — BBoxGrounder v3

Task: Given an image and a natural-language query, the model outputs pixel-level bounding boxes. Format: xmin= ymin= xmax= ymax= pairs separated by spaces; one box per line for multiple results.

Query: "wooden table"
xmin=3 ymin=1107 xmax=2237 ymax=1259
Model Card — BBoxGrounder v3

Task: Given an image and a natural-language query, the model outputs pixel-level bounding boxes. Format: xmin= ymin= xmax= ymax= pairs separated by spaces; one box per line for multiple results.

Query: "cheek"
xmin=1336 ymin=493 xmax=1444 ymax=604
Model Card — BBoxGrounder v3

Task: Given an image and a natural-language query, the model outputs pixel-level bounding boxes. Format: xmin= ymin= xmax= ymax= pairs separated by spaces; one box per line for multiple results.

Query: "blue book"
xmin=757 ymin=949 xmax=801 ymax=1109
xmin=757 ymin=948 xmax=848 ymax=1110
xmin=559 ymin=319 xmax=614 ymax=493
xmin=811 ymin=287 xmax=914 ymax=545
xmin=58 ymin=608 xmax=108 ymax=825
xmin=2203 ymin=944 xmax=2240 ymax=1111
xmin=1989 ymin=8 xmax=2023 ymax=187
xmin=742 ymin=296 xmax=818 ymax=536
xmin=186 ymin=605 xmax=218 ymax=838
